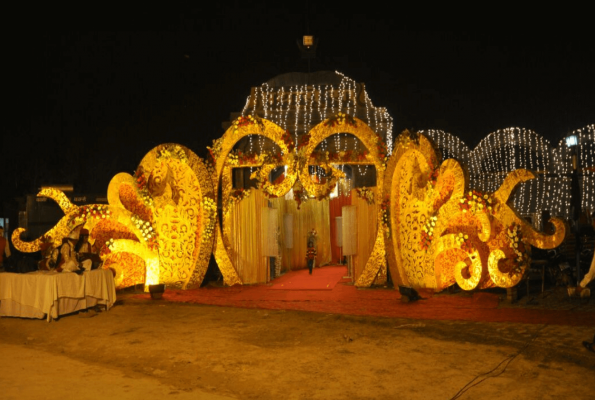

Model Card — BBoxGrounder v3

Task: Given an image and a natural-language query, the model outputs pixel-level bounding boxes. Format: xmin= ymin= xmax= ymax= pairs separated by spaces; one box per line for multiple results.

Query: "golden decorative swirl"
xmin=354 ymin=233 xmax=386 ymax=287
xmin=107 ymin=173 xmax=136 ymax=210
xmin=11 ymin=187 xmax=84 ymax=252
xmin=186 ymin=156 xmax=216 ymax=289
xmin=107 ymin=239 xmax=159 ymax=290
xmin=475 ymin=212 xmax=492 ymax=243
xmin=431 ymin=159 xmax=467 ymax=244
xmin=137 ymin=143 xmax=212 ymax=289
xmin=454 ymin=249 xmax=483 ymax=291
xmin=493 ymin=169 xmax=566 ymax=250
xmin=487 ymin=249 xmax=523 ymax=288
xmin=386 ymin=131 xmax=442 ymax=289
xmin=39 ymin=187 xmax=76 ymax=214
xmin=214 ymin=228 xmax=243 ymax=286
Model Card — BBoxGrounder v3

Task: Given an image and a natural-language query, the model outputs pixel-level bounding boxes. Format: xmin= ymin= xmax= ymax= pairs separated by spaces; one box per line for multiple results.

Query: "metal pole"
xmin=572 ymin=151 xmax=582 ymax=286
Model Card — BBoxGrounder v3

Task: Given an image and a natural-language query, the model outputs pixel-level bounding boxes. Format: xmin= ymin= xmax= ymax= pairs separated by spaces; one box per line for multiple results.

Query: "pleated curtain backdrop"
xmin=351 ymin=188 xmax=380 ymax=282
xmin=229 ymin=190 xmax=270 ymax=284
xmin=271 ymin=197 xmax=331 ymax=270
xmin=329 ymin=193 xmax=352 ymax=263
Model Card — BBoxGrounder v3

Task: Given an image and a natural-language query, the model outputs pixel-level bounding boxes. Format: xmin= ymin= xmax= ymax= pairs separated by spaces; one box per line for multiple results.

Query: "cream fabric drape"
xmin=351 ymin=188 xmax=379 ymax=282
xmin=270 ymin=197 xmax=331 ymax=271
xmin=229 ymin=190 xmax=270 ymax=284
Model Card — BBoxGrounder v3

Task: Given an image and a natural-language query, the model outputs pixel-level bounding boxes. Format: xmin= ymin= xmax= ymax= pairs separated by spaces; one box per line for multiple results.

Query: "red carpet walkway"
xmin=269 ymin=265 xmax=346 ymax=290
xmin=134 ymin=266 xmax=595 ymax=327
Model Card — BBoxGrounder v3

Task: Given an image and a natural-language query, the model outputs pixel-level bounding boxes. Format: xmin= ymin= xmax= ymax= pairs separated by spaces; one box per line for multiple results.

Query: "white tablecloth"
xmin=0 ymin=269 xmax=116 ymax=321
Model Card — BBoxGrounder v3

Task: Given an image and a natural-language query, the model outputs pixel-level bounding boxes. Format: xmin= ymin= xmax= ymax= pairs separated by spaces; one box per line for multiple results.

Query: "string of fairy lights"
xmin=240 ymin=71 xmax=394 ymax=156
xmin=235 ymin=72 xmax=592 ymax=222
xmin=423 ymin=125 xmax=594 ymax=224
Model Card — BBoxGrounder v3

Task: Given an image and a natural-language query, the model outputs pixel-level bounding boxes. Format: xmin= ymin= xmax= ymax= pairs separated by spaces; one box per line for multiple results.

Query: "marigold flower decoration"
xmin=380 ymin=195 xmax=391 ymax=237
xmin=459 ymin=190 xmax=496 ymax=215
xmin=420 ymin=215 xmax=438 ymax=251
xmin=201 ymin=196 xmax=217 ymax=240
xmin=130 ymin=215 xmax=158 ymax=252
xmin=281 ymin=130 xmax=295 ymax=153
xmin=229 ymin=188 xmax=251 ymax=205
xmin=356 ymin=186 xmax=375 ymax=205
xmin=297 ymin=133 xmax=311 ymax=150
xmin=455 ymin=232 xmax=473 ymax=253
xmin=504 ymin=223 xmax=529 ymax=274
xmin=324 ymin=112 xmax=357 ymax=128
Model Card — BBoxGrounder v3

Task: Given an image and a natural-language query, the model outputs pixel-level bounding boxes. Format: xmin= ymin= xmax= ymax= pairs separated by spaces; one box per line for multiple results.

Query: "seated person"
xmin=75 ymin=229 xmax=101 ymax=270
xmin=57 ymin=232 xmax=82 ymax=273
xmin=38 ymin=242 xmax=58 ymax=271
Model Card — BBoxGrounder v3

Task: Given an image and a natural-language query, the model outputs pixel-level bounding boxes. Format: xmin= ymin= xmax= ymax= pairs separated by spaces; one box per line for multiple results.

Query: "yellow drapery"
xmin=270 ymin=197 xmax=331 ymax=271
xmin=229 ymin=190 xmax=270 ymax=284
xmin=351 ymin=188 xmax=381 ymax=283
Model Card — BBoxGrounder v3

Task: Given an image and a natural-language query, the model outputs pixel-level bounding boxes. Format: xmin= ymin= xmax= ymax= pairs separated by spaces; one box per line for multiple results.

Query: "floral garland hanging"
xmin=355 ymin=186 xmax=375 ymax=205
xmin=228 ymin=188 xmax=252 ymax=205
xmin=380 ymin=195 xmax=390 ymax=238
xmin=504 ymin=223 xmax=530 ymax=274
xmin=420 ymin=215 xmax=438 ymax=251
xmin=281 ymin=129 xmax=295 ymax=153
xmin=324 ymin=112 xmax=357 ymax=128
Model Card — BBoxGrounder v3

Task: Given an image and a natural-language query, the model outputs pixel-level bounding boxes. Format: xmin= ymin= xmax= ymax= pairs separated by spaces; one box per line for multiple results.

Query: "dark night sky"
xmin=3 ymin=4 xmax=594 ymax=213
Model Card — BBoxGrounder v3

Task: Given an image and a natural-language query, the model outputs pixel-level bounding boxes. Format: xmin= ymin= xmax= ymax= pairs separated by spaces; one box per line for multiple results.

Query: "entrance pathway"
xmin=131 ymin=266 xmax=595 ymax=327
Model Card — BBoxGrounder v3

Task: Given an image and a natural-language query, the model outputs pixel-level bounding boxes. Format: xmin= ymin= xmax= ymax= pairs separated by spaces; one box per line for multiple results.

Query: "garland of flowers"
xmin=281 ymin=130 xmax=295 ymax=153
xmin=233 ymin=115 xmax=262 ymax=132
xmin=459 ymin=190 xmax=496 ymax=215
xmin=420 ymin=215 xmax=438 ymax=251
xmin=227 ymin=149 xmax=260 ymax=166
xmin=130 ymin=215 xmax=158 ymax=251
xmin=201 ymin=196 xmax=217 ymax=240
xmin=324 ymin=112 xmax=357 ymax=128
xmin=455 ymin=232 xmax=473 ymax=253
xmin=375 ymin=132 xmax=388 ymax=163
xmin=426 ymin=158 xmax=440 ymax=186
xmin=310 ymin=149 xmax=369 ymax=164
xmin=133 ymin=169 xmax=153 ymax=207
xmin=380 ymin=195 xmax=390 ymax=238
xmin=297 ymin=133 xmax=311 ymax=150
xmin=228 ymin=188 xmax=251 ymax=206
xmin=207 ymin=137 xmax=224 ymax=169
xmin=156 ymin=144 xmax=188 ymax=164
xmin=70 ymin=204 xmax=111 ymax=227
xmin=504 ymin=223 xmax=529 ymax=274
xmin=355 ymin=186 xmax=375 ymax=205
xmin=293 ymin=183 xmax=306 ymax=210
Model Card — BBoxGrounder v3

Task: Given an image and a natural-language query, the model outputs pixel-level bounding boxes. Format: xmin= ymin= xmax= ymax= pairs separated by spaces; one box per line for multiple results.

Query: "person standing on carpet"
xmin=306 ymin=240 xmax=317 ymax=275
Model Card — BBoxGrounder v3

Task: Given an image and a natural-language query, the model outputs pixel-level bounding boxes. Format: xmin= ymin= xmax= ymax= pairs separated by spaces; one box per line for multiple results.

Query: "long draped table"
xmin=0 ymin=269 xmax=116 ymax=321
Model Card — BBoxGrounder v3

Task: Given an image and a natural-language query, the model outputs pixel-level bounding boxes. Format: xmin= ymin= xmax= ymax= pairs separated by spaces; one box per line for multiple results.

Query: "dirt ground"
xmin=1 ymin=290 xmax=595 ymax=400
